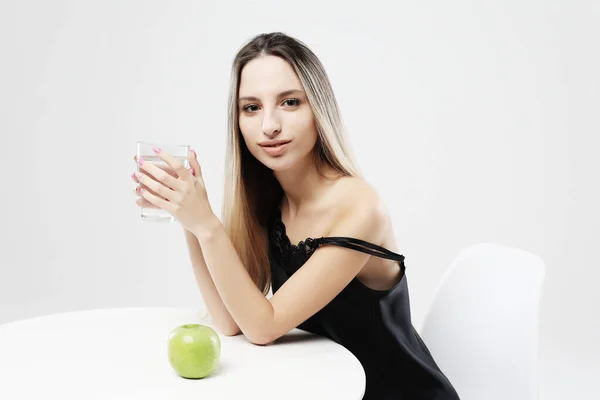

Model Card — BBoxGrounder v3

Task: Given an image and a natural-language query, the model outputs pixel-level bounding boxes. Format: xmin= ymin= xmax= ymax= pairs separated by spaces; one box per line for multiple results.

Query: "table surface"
xmin=0 ymin=307 xmax=365 ymax=400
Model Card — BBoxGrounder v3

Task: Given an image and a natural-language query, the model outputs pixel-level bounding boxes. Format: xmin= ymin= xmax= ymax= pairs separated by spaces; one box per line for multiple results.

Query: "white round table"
xmin=0 ymin=307 xmax=365 ymax=399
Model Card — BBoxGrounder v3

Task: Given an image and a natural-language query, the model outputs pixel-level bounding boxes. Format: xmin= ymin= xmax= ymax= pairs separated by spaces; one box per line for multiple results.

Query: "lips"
xmin=260 ymin=140 xmax=291 ymax=147
xmin=260 ymin=141 xmax=290 ymax=155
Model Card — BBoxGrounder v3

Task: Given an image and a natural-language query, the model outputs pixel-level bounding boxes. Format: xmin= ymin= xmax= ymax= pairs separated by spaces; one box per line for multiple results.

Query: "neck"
xmin=274 ymin=156 xmax=335 ymax=219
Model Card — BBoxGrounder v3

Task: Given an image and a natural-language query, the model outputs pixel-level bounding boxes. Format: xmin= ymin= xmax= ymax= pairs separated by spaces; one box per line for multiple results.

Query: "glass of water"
xmin=136 ymin=141 xmax=190 ymax=222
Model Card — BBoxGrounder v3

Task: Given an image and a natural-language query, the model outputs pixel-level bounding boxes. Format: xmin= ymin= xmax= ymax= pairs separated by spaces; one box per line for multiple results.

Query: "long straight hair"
xmin=221 ymin=32 xmax=363 ymax=294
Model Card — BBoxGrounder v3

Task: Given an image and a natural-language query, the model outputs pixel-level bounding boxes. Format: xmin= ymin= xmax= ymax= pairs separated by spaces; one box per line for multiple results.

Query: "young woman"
xmin=133 ymin=32 xmax=460 ymax=399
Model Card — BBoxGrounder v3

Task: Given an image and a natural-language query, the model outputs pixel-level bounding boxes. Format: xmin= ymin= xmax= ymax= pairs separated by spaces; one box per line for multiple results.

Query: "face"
xmin=238 ymin=55 xmax=318 ymax=170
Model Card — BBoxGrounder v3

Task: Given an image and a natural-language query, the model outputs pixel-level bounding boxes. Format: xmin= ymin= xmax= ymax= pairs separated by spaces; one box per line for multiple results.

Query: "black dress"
xmin=268 ymin=206 xmax=461 ymax=400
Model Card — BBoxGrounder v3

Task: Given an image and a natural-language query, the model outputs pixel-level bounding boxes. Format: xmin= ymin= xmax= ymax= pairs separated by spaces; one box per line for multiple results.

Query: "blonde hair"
xmin=221 ymin=32 xmax=363 ymax=294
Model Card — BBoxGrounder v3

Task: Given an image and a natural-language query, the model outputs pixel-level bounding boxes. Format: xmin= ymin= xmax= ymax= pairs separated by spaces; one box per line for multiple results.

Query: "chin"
xmin=266 ymin=159 xmax=294 ymax=171
xmin=268 ymin=155 xmax=315 ymax=174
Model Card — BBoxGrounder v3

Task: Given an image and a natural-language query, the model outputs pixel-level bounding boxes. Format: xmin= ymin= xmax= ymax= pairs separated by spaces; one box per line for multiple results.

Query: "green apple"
xmin=167 ymin=323 xmax=221 ymax=379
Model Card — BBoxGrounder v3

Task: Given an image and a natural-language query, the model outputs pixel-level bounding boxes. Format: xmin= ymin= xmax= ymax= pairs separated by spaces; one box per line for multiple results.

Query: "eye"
xmin=283 ymin=98 xmax=301 ymax=107
xmin=242 ymin=104 xmax=259 ymax=113
xmin=241 ymin=98 xmax=301 ymax=113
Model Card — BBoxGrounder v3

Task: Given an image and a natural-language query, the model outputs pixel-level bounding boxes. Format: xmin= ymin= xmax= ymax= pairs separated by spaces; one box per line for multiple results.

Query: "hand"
xmin=131 ymin=155 xmax=178 ymax=210
xmin=134 ymin=148 xmax=217 ymax=234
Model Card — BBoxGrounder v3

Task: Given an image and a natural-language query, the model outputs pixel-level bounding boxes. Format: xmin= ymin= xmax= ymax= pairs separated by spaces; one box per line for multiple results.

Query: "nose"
xmin=262 ymin=110 xmax=281 ymax=136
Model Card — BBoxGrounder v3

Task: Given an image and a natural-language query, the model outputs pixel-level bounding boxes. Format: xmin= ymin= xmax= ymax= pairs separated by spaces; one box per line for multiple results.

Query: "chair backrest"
xmin=419 ymin=243 xmax=546 ymax=400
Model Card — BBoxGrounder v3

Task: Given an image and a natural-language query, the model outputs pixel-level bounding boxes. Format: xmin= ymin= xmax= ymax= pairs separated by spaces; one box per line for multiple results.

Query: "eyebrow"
xmin=238 ymin=89 xmax=304 ymax=103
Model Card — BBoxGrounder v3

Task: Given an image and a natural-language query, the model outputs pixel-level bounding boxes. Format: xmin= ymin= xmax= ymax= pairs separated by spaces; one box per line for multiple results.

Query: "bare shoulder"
xmin=327 ymin=177 xmax=391 ymax=237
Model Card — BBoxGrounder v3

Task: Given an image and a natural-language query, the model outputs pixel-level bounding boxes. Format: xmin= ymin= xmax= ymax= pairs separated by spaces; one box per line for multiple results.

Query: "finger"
xmin=152 ymin=147 xmax=193 ymax=182
xmin=136 ymin=196 xmax=160 ymax=209
xmin=188 ymin=149 xmax=202 ymax=177
xmin=138 ymin=164 xmax=178 ymax=184
xmin=134 ymin=168 xmax=168 ymax=201
xmin=134 ymin=185 xmax=158 ymax=204
xmin=135 ymin=153 xmax=177 ymax=180
xmin=140 ymin=188 xmax=174 ymax=213
xmin=137 ymin=170 xmax=179 ymax=203
xmin=138 ymin=158 xmax=185 ymax=192
xmin=136 ymin=174 xmax=169 ymax=202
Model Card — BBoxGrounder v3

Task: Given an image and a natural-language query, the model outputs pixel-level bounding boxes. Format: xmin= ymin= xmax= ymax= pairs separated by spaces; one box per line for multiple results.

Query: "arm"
xmin=194 ymin=200 xmax=387 ymax=345
xmin=183 ymin=228 xmax=241 ymax=336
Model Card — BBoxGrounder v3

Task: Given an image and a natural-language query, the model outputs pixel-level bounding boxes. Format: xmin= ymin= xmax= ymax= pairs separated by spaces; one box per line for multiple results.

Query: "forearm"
xmin=193 ymin=217 xmax=275 ymax=344
xmin=183 ymin=228 xmax=241 ymax=336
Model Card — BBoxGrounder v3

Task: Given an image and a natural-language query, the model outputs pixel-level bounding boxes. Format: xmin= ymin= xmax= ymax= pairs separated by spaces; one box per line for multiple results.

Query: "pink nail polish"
xmin=138 ymin=158 xmax=144 ymax=165
xmin=152 ymin=147 xmax=162 ymax=154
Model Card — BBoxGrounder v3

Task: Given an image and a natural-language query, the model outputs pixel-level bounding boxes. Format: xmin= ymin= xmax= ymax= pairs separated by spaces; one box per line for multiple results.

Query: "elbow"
xmin=218 ymin=325 xmax=271 ymax=343
xmin=221 ymin=327 xmax=242 ymax=337
xmin=245 ymin=308 xmax=280 ymax=345
xmin=249 ymin=336 xmax=275 ymax=346
xmin=247 ymin=329 xmax=278 ymax=346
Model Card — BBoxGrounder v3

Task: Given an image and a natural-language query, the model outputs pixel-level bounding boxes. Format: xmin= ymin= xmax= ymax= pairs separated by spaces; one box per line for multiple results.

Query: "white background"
xmin=1 ymin=1 xmax=598 ymax=399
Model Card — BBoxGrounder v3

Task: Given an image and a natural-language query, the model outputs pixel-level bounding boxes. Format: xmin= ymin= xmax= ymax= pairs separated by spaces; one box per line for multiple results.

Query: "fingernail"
xmin=138 ymin=158 xmax=144 ymax=165
xmin=152 ymin=147 xmax=161 ymax=154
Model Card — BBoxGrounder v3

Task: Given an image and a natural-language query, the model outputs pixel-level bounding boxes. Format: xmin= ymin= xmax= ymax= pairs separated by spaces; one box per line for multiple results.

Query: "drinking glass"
xmin=136 ymin=141 xmax=190 ymax=222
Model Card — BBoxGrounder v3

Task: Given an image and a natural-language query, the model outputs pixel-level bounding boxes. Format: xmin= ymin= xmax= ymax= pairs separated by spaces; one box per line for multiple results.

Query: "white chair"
xmin=418 ymin=242 xmax=546 ymax=400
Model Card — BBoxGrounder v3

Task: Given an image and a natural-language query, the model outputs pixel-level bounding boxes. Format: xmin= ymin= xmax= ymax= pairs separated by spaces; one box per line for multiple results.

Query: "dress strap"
xmin=314 ymin=237 xmax=405 ymax=263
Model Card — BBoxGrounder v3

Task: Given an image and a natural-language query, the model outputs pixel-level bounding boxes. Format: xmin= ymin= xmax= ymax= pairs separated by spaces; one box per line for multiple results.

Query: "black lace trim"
xmin=270 ymin=206 xmax=321 ymax=271
xmin=269 ymin=205 xmax=405 ymax=272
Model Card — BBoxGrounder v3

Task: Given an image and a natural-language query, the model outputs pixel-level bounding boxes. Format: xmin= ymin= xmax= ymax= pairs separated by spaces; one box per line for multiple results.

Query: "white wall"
xmin=1 ymin=1 xmax=598 ymax=398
